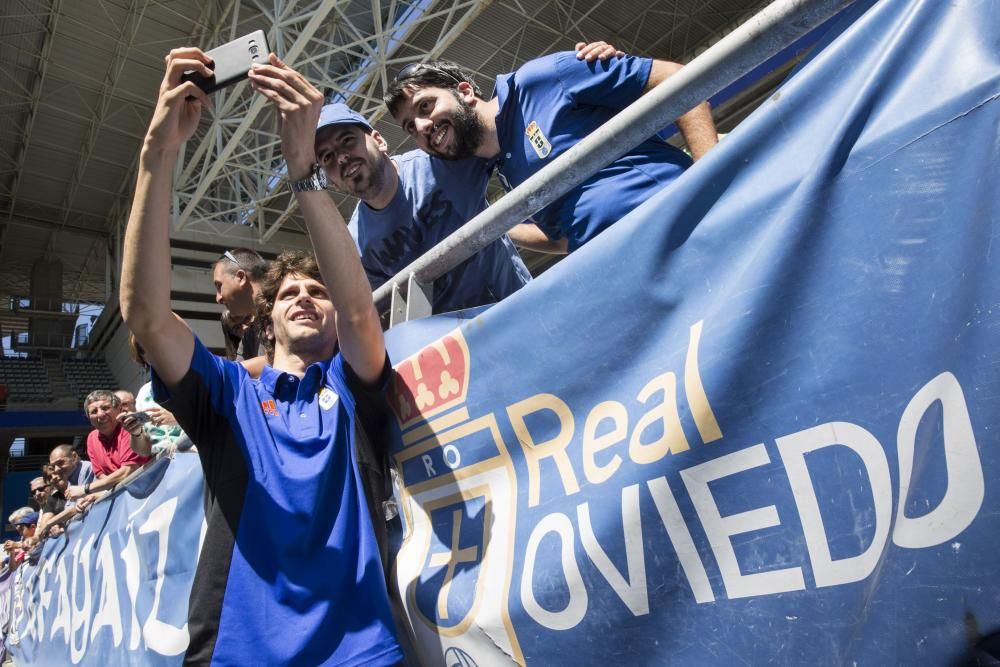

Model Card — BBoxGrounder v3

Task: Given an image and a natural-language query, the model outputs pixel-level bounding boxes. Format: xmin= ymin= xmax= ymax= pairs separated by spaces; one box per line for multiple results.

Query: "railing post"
xmin=389 ymin=275 xmax=434 ymax=326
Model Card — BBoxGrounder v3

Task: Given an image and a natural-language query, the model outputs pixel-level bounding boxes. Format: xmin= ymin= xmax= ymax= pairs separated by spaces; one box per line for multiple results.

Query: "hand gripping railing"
xmin=373 ymin=0 xmax=858 ymax=324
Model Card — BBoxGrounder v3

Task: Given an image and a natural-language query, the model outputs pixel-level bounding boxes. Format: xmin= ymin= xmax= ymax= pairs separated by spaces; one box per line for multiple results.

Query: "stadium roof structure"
xmin=0 ymin=0 xmax=776 ymax=338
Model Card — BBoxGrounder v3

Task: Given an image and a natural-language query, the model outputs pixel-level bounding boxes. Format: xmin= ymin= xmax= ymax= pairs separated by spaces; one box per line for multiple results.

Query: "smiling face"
xmin=29 ymin=478 xmax=46 ymax=504
xmin=49 ymin=447 xmax=78 ymax=482
xmin=392 ymin=84 xmax=485 ymax=160
xmin=267 ymin=273 xmax=338 ymax=361
xmin=86 ymin=398 xmax=120 ymax=437
xmin=314 ymin=124 xmax=392 ymax=200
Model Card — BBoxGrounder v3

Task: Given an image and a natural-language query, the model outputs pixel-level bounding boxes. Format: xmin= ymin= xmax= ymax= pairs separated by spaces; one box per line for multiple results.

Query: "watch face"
xmin=314 ymin=164 xmax=328 ymax=189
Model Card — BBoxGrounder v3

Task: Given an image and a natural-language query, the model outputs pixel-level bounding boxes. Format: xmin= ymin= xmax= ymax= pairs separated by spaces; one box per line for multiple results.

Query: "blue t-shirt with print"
xmin=152 ymin=337 xmax=401 ymax=666
xmin=493 ymin=51 xmax=693 ymax=251
xmin=349 ymin=150 xmax=531 ymax=313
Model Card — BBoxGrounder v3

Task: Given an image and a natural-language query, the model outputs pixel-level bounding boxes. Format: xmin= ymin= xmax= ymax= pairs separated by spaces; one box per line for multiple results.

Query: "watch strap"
xmin=288 ymin=165 xmax=327 ymax=193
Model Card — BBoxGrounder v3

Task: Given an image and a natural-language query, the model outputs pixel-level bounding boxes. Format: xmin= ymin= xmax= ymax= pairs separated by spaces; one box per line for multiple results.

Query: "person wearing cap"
xmin=122 ymin=47 xmax=402 ymax=666
xmin=385 ymin=50 xmax=718 ymax=253
xmin=5 ymin=508 xmax=39 ymax=570
xmin=254 ymin=43 xmax=621 ymax=315
xmin=306 ymin=100 xmax=532 ymax=314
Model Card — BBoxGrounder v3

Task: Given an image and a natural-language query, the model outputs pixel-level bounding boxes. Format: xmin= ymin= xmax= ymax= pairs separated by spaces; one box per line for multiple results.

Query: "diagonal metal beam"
xmin=2 ymin=0 xmax=63 ymax=234
xmin=260 ymin=0 xmax=493 ymax=242
xmin=55 ymin=0 xmax=149 ymax=235
xmin=174 ymin=0 xmax=343 ymax=231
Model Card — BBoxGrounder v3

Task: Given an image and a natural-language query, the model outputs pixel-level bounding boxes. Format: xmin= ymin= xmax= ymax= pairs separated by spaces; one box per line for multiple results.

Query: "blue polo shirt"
xmin=493 ymin=51 xmax=693 ymax=251
xmin=349 ymin=149 xmax=531 ymax=313
xmin=152 ymin=337 xmax=401 ymax=667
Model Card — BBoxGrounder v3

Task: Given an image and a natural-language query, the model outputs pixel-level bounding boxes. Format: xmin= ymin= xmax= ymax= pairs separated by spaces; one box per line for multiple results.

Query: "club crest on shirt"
xmin=260 ymin=399 xmax=278 ymax=417
xmin=319 ymin=387 xmax=339 ymax=411
xmin=524 ymin=121 xmax=551 ymax=159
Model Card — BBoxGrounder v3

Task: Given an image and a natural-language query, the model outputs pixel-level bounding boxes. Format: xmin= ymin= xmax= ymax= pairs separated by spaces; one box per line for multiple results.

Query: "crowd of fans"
xmin=0 ymin=235 xmax=269 ymax=574
xmin=1 ymin=382 xmax=195 ymax=573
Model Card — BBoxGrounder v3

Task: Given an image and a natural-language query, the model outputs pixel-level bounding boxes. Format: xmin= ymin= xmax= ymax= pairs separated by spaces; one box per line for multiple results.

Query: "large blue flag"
xmin=382 ymin=0 xmax=1000 ymax=664
xmin=6 ymin=0 xmax=998 ymax=664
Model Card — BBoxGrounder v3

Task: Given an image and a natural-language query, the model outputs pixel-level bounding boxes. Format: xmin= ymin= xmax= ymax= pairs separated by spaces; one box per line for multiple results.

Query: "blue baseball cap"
xmin=316 ymin=103 xmax=373 ymax=134
xmin=13 ymin=512 xmax=38 ymax=526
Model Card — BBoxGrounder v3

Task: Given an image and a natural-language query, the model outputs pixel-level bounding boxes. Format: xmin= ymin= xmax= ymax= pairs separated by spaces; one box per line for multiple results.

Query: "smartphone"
xmin=181 ymin=29 xmax=270 ymax=93
xmin=122 ymin=411 xmax=152 ymax=425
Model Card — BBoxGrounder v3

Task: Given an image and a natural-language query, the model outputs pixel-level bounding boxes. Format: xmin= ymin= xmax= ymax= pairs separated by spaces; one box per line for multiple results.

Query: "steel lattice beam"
xmin=260 ymin=0 xmax=493 ymax=242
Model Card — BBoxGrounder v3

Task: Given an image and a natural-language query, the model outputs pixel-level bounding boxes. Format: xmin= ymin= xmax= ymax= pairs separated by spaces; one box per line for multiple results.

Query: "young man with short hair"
xmin=315 ymin=102 xmax=531 ymax=313
xmin=121 ymin=47 xmax=401 ymax=666
xmin=211 ymin=247 xmax=267 ymax=318
xmin=385 ymin=52 xmax=718 ymax=253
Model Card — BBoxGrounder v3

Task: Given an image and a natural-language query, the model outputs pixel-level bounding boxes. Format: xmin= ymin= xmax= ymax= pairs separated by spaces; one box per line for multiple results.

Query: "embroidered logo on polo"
xmin=319 ymin=387 xmax=339 ymax=411
xmin=525 ymin=121 xmax=551 ymax=159
xmin=260 ymin=399 xmax=278 ymax=417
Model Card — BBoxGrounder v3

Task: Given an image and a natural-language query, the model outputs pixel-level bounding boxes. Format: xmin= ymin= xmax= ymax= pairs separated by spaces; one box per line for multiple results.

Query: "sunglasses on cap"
xmin=222 ymin=250 xmax=244 ymax=268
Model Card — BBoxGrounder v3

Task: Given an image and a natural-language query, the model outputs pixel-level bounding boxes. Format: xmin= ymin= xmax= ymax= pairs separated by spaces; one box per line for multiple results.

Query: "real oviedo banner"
xmin=380 ymin=0 xmax=1000 ymax=664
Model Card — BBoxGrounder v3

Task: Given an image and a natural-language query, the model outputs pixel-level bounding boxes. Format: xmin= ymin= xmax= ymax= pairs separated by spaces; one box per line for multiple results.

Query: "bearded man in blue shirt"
xmin=313 ymin=102 xmax=532 ymax=314
xmin=385 ymin=51 xmax=718 ymax=254
xmin=308 ymin=43 xmax=625 ymax=315
xmin=122 ymin=48 xmax=401 ymax=666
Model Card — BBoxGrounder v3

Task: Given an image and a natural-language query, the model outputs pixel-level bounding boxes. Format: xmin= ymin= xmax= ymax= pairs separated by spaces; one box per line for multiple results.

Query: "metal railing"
xmin=373 ymin=0 xmax=856 ymax=324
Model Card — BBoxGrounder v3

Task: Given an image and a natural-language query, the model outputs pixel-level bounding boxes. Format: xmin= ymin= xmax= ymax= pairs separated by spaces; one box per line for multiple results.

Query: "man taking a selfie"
xmin=122 ymin=47 xmax=401 ymax=666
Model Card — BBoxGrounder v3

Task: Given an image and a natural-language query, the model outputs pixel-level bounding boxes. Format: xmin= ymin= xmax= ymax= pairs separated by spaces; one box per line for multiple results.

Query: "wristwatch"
xmin=288 ymin=164 xmax=328 ymax=193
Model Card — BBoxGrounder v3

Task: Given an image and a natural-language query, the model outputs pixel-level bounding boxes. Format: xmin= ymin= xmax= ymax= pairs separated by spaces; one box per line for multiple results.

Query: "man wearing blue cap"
xmin=309 ymin=102 xmax=531 ymax=314
xmin=251 ymin=42 xmax=620 ymax=315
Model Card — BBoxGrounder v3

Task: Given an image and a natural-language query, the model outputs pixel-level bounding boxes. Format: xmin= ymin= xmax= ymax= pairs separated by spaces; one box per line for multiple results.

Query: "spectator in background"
xmin=28 ymin=477 xmax=46 ymax=510
xmin=5 ymin=508 xmax=38 ymax=570
xmin=126 ymin=333 xmax=191 ymax=457
xmin=66 ymin=390 xmax=151 ymax=501
xmin=220 ymin=309 xmax=247 ymax=360
xmin=115 ymin=389 xmax=136 ymax=413
xmin=49 ymin=444 xmax=95 ymax=500
xmin=213 ymin=248 xmax=267 ymax=359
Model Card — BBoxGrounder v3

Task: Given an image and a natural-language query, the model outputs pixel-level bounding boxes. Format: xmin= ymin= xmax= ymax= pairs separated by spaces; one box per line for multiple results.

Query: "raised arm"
xmin=121 ymin=49 xmax=213 ymax=386
xmin=645 ymin=60 xmax=718 ymax=161
xmin=249 ymin=55 xmax=386 ymax=384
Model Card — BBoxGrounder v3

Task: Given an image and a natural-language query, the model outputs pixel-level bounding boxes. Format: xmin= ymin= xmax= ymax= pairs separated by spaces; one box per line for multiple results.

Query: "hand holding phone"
xmin=181 ymin=30 xmax=270 ymax=93
xmin=118 ymin=411 xmax=151 ymax=437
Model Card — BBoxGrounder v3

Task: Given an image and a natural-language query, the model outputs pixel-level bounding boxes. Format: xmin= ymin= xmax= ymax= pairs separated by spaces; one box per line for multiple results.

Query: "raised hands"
xmin=248 ymin=53 xmax=324 ymax=179
xmin=144 ymin=48 xmax=213 ymax=154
